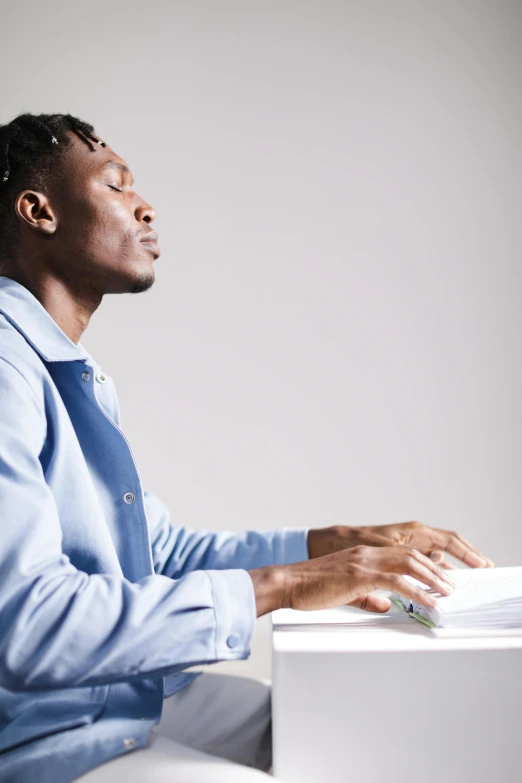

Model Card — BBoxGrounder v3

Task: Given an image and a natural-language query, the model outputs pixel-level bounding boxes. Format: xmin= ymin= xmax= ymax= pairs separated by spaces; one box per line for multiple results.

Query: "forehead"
xmin=64 ymin=131 xmax=133 ymax=182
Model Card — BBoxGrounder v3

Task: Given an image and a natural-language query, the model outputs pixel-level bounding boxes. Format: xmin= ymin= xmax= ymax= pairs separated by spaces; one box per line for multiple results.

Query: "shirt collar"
xmin=0 ymin=276 xmax=92 ymax=364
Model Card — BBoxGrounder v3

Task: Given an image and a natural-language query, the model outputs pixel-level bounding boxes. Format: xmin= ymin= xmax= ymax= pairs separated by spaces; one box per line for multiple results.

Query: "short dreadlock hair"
xmin=0 ymin=112 xmax=106 ymax=268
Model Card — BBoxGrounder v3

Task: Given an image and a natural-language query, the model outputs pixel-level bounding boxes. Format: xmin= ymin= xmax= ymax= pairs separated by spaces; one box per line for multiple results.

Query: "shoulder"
xmin=0 ymin=315 xmax=48 ymax=428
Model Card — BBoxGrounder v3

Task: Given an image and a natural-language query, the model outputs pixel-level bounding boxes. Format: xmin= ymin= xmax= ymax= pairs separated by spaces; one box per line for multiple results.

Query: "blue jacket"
xmin=0 ymin=276 xmax=310 ymax=783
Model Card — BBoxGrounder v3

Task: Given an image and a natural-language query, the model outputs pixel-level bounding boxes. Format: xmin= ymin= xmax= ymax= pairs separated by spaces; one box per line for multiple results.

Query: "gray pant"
xmin=76 ymin=673 xmax=277 ymax=781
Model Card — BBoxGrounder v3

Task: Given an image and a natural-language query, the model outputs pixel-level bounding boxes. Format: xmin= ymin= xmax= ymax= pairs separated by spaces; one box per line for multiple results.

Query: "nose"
xmin=135 ymin=201 xmax=156 ymax=224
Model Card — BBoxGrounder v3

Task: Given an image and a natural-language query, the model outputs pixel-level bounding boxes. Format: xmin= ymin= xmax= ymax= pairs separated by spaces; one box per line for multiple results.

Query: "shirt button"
xmin=96 ymin=373 xmax=107 ymax=383
xmin=226 ymin=634 xmax=240 ymax=649
xmin=81 ymin=371 xmax=90 ymax=382
xmin=124 ymin=492 xmax=135 ymax=504
xmin=123 ymin=737 xmax=136 ymax=750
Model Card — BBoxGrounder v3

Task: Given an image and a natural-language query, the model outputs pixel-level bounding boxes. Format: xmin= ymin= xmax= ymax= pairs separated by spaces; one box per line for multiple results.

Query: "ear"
xmin=14 ymin=190 xmax=57 ymax=237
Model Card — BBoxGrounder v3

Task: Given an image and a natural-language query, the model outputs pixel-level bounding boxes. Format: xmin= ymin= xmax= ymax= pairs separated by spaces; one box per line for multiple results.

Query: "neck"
xmin=4 ymin=267 xmax=102 ymax=345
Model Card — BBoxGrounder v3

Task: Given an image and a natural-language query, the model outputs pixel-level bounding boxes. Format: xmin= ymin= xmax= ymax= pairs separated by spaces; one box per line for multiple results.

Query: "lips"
xmin=140 ymin=231 xmax=161 ymax=257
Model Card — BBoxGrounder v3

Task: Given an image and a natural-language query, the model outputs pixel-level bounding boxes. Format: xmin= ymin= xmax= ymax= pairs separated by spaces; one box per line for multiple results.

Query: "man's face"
xmin=46 ymin=130 xmax=160 ymax=295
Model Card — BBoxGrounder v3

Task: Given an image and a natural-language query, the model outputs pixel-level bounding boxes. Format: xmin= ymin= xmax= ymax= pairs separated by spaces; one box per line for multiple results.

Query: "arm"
xmin=144 ymin=489 xmax=310 ymax=579
xmin=0 ymin=358 xmax=257 ymax=693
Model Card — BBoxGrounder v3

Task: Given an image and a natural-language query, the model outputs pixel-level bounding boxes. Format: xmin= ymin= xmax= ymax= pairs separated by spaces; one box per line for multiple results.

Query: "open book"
xmin=391 ymin=566 xmax=522 ymax=629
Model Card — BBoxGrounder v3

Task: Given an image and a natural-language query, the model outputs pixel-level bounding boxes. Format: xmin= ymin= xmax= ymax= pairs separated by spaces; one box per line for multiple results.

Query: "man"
xmin=0 ymin=112 xmax=493 ymax=783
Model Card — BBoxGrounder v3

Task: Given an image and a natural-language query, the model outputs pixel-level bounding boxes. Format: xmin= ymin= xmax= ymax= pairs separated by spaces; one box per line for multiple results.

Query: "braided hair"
xmin=0 ymin=112 xmax=106 ymax=267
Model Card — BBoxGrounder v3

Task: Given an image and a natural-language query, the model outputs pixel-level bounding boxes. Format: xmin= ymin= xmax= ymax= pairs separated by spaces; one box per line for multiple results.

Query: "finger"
xmin=348 ymin=594 xmax=392 ymax=613
xmin=373 ymin=574 xmax=438 ymax=609
xmin=444 ymin=536 xmax=489 ymax=568
xmin=429 ymin=551 xmax=459 ymax=571
xmin=453 ymin=532 xmax=495 ymax=567
xmin=452 ymin=532 xmax=494 ymax=567
xmin=404 ymin=553 xmax=454 ymax=596
xmin=411 ymin=549 xmax=456 ymax=588
xmin=432 ymin=529 xmax=493 ymax=568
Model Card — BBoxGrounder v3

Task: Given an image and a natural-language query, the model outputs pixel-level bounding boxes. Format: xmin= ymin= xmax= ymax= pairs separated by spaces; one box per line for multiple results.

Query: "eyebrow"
xmin=101 ymin=160 xmax=134 ymax=186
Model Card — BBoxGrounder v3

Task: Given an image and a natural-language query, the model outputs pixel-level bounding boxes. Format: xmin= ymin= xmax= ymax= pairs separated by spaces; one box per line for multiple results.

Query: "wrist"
xmin=307 ymin=525 xmax=360 ymax=558
xmin=247 ymin=565 xmax=287 ymax=618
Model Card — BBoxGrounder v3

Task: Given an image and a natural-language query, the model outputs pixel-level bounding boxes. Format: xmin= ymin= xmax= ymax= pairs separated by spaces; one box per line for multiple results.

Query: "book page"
xmin=403 ymin=566 xmax=522 ymax=615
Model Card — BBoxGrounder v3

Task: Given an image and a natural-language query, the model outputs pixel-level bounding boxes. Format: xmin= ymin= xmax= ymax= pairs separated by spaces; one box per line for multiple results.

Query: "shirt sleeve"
xmin=144 ymin=490 xmax=310 ymax=579
xmin=0 ymin=357 xmax=257 ymax=693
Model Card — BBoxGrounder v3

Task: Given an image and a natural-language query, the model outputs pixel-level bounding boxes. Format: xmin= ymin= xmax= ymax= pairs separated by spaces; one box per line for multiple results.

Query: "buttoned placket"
xmin=79 ymin=361 xmax=154 ymax=578
xmin=77 ymin=360 xmax=167 ymax=724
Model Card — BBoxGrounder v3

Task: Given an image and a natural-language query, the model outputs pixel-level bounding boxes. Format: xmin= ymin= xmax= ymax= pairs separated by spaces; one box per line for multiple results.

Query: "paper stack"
xmin=392 ymin=566 xmax=522 ymax=629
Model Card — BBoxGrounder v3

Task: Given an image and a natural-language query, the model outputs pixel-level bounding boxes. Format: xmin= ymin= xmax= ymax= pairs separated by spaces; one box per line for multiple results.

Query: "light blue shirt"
xmin=0 ymin=276 xmax=310 ymax=783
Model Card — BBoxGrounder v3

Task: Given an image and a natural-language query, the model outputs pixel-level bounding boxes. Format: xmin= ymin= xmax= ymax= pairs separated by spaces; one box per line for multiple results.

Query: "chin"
xmin=128 ymin=268 xmax=156 ymax=294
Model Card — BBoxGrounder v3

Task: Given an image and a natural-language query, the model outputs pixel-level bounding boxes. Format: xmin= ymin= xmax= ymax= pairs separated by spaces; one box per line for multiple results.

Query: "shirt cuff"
xmin=205 ymin=568 xmax=257 ymax=660
xmin=272 ymin=527 xmax=310 ymax=565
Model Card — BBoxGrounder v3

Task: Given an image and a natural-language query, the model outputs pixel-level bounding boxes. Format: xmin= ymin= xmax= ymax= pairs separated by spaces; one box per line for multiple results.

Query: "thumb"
xmin=348 ymin=593 xmax=392 ymax=613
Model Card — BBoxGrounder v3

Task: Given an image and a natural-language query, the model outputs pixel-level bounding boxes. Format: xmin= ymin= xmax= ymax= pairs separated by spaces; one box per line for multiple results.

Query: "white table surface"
xmin=272 ymin=603 xmax=522 ymax=651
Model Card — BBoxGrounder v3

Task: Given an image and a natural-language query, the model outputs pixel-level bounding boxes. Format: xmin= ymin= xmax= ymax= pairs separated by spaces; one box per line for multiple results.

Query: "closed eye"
xmin=108 ymin=185 xmax=123 ymax=192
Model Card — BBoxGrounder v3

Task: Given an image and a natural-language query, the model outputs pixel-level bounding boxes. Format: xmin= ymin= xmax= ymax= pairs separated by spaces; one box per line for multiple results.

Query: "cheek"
xmin=74 ymin=200 xmax=136 ymax=256
xmin=96 ymin=199 xmax=132 ymax=232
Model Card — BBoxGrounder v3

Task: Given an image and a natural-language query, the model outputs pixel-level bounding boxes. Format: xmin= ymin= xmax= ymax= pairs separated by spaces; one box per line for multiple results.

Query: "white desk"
xmin=271 ymin=604 xmax=522 ymax=783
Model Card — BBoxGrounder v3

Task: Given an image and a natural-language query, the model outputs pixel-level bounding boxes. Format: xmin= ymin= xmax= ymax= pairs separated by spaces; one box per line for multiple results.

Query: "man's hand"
xmin=307 ymin=521 xmax=494 ymax=570
xmin=248 ymin=544 xmax=456 ymax=618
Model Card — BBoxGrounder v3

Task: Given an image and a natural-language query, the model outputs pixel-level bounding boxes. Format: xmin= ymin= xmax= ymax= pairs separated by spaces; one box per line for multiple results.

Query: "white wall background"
xmin=2 ymin=0 xmax=521 ymax=680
